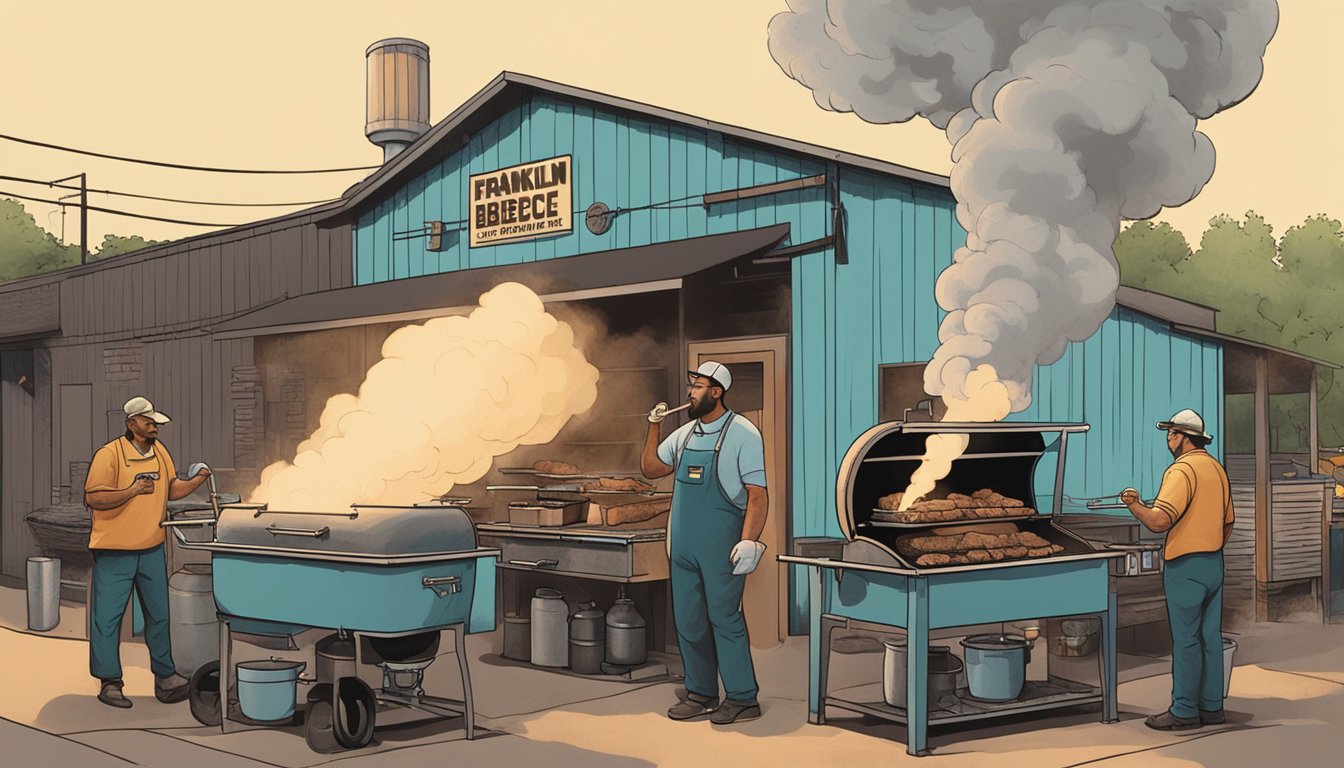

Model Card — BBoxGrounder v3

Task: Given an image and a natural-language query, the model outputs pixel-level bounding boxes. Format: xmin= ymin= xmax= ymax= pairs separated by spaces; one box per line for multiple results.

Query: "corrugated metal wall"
xmin=353 ymin=97 xmax=831 ymax=282
xmin=347 ymin=96 xmax=1227 ymax=632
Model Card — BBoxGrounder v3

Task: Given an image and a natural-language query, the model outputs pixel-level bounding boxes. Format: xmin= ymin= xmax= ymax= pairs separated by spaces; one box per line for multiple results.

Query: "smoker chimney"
xmin=365 ymin=38 xmax=431 ymax=163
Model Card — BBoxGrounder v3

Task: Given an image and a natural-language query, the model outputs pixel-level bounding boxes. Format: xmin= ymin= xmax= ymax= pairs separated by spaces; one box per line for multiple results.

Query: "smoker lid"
xmin=213 ymin=502 xmax=478 ymax=556
xmin=835 ymin=421 xmax=1090 ymax=543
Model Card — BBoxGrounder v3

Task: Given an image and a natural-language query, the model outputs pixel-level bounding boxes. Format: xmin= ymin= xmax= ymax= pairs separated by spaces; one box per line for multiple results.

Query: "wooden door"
xmin=687 ymin=336 xmax=788 ymax=648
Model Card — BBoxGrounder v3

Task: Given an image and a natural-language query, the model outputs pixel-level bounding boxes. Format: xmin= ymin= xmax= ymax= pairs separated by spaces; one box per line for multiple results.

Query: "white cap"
xmin=124 ymin=396 xmax=171 ymax=424
xmin=687 ymin=361 xmax=732 ymax=392
xmin=1157 ymin=408 xmax=1209 ymax=440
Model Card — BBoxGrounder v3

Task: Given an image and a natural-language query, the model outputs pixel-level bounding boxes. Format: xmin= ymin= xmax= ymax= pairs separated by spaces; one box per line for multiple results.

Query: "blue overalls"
xmin=668 ymin=413 xmax=759 ymax=703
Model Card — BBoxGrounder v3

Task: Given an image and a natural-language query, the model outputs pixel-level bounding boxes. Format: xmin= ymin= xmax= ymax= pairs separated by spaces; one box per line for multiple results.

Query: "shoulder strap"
xmin=714 ymin=413 xmax=735 ymax=453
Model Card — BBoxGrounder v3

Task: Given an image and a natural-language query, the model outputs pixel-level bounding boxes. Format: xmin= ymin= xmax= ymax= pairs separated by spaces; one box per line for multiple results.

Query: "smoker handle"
xmin=507 ymin=558 xmax=559 ymax=569
xmin=266 ymin=524 xmax=331 ymax=539
xmin=160 ymin=518 xmax=217 ymax=527
xmin=422 ymin=575 xmax=462 ymax=597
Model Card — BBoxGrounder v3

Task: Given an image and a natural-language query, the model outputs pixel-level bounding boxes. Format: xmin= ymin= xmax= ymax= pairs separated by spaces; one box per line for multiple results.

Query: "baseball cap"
xmin=1156 ymin=408 xmax=1209 ymax=440
xmin=687 ymin=361 xmax=732 ymax=391
xmin=124 ymin=396 xmax=171 ymax=424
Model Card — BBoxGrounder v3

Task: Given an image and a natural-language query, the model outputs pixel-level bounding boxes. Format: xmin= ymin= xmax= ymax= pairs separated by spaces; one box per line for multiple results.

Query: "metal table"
xmin=780 ymin=553 xmax=1120 ymax=756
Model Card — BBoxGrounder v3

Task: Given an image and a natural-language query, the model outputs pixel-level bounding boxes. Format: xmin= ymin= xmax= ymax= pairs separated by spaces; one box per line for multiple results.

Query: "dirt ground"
xmin=1 ymin=585 xmax=1340 ymax=767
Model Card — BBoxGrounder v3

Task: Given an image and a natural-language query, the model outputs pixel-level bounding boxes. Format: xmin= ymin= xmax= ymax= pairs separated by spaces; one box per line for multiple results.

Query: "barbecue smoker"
xmin=780 ymin=421 xmax=1124 ymax=756
xmin=168 ymin=496 xmax=498 ymax=752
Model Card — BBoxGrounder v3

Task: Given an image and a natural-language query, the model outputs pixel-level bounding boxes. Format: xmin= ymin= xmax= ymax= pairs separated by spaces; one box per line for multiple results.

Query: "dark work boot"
xmin=1199 ymin=709 xmax=1226 ymax=725
xmin=155 ymin=673 xmax=190 ymax=704
xmin=667 ymin=692 xmax=719 ymax=720
xmin=1145 ymin=710 xmax=1200 ymax=731
xmin=98 ymin=679 xmax=132 ymax=709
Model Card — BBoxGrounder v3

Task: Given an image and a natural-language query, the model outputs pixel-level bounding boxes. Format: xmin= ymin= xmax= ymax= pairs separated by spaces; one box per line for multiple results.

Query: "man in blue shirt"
xmin=642 ymin=361 xmax=768 ymax=725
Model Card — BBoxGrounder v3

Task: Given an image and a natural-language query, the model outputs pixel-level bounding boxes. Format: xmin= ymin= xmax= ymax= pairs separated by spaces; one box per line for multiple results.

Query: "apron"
xmin=667 ymin=413 xmax=759 ymax=702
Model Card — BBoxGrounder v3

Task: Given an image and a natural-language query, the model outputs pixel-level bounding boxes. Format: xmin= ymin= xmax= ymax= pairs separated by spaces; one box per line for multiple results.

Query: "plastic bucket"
xmin=1222 ymin=636 xmax=1237 ymax=699
xmin=236 ymin=660 xmax=305 ymax=721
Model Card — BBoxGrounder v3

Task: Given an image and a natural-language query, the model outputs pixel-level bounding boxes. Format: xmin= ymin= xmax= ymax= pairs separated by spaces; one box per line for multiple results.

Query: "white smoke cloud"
xmin=248 ymin=282 xmax=599 ymax=510
xmin=769 ymin=0 xmax=1278 ymax=411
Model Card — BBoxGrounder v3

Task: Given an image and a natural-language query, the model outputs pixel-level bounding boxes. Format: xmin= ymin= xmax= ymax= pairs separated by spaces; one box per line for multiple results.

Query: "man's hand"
xmin=134 ymin=477 xmax=155 ymax=495
xmin=194 ymin=466 xmax=212 ymax=478
xmin=730 ymin=540 xmax=766 ymax=576
xmin=1120 ymin=487 xmax=1140 ymax=506
xmin=648 ymin=402 xmax=670 ymax=424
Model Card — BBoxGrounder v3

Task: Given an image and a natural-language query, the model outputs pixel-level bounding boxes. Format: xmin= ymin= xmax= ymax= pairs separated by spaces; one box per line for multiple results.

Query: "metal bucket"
xmin=26 ymin=557 xmax=61 ymax=632
xmin=1222 ymin=636 xmax=1237 ymax=699
xmin=882 ymin=640 xmax=963 ymax=709
xmin=169 ymin=564 xmax=218 ymax=677
xmin=503 ymin=613 xmax=530 ymax=661
xmin=961 ymin=634 xmax=1030 ymax=701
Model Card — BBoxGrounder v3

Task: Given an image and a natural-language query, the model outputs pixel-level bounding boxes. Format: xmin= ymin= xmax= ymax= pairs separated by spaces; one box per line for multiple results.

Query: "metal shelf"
xmin=862 ymin=451 xmax=1043 ymax=463
xmin=823 ymin=679 xmax=1102 ymax=727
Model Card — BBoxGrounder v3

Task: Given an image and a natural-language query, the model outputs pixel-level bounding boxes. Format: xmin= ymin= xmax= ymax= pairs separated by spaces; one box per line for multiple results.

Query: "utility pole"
xmin=52 ymin=173 xmax=88 ymax=264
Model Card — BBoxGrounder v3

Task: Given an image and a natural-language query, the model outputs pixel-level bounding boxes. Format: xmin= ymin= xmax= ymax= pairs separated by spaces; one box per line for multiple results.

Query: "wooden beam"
xmin=752 ymin=235 xmax=835 ymax=264
xmin=1255 ymin=351 xmax=1271 ymax=622
xmin=703 ymin=174 xmax=827 ymax=206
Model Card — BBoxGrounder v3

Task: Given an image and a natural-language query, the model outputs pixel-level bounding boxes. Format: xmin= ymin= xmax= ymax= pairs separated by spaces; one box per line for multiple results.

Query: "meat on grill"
xmin=876 ymin=488 xmax=1034 ymax=524
xmin=598 ymin=497 xmax=671 ymax=526
xmin=902 ymin=525 xmax=1065 ymax=567
xmin=581 ymin=476 xmax=654 ymax=493
xmin=533 ymin=460 xmax=582 ymax=476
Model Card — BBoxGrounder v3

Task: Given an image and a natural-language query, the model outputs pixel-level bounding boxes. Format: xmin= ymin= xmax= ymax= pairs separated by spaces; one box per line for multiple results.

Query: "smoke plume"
xmin=769 ymin=0 xmax=1277 ymax=500
xmin=248 ymin=282 xmax=599 ymax=510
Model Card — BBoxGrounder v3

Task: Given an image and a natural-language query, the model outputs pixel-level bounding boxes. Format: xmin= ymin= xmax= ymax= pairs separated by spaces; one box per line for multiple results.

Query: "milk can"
xmin=605 ymin=596 xmax=647 ymax=667
xmin=169 ymin=563 xmax=219 ymax=677
xmin=569 ymin=602 xmax=606 ymax=675
xmin=530 ymin=588 xmax=569 ymax=668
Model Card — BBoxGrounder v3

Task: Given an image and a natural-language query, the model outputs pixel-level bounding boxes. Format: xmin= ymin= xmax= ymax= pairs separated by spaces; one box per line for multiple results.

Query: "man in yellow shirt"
xmin=85 ymin=396 xmax=212 ymax=708
xmin=1121 ymin=408 xmax=1234 ymax=731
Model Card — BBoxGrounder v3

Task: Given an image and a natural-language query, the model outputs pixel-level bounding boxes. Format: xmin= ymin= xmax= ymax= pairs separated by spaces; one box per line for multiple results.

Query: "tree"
xmin=1116 ymin=211 xmax=1344 ymax=450
xmin=1114 ymin=220 xmax=1191 ymax=292
xmin=0 ymin=198 xmax=76 ymax=281
xmin=93 ymin=234 xmax=161 ymax=260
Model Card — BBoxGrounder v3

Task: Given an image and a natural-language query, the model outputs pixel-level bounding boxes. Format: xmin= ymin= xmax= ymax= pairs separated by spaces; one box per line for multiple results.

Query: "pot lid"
xmin=237 ymin=659 xmax=306 ymax=671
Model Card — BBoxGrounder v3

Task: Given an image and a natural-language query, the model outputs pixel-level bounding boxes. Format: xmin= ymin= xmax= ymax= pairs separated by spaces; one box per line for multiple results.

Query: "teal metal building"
xmin=275 ymin=73 xmax=1226 ymax=632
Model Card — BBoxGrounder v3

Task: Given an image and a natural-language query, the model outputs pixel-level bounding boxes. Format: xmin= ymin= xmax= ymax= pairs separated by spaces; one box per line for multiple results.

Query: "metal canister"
xmin=503 ymin=613 xmax=531 ymax=661
xmin=569 ymin=603 xmax=606 ymax=674
xmin=169 ymin=564 xmax=219 ymax=677
xmin=314 ymin=633 xmax=356 ymax=685
xmin=26 ymin=557 xmax=61 ymax=632
xmin=605 ymin=597 xmax=647 ymax=666
xmin=530 ymin=588 xmax=568 ymax=668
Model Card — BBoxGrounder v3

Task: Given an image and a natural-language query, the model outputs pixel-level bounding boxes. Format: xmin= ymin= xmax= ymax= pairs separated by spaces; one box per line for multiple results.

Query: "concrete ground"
xmin=1 ymin=585 xmax=1341 ymax=767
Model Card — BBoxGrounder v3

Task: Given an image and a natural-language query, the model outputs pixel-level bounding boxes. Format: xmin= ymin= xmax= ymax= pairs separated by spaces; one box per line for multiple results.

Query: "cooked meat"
xmin=878 ymin=492 xmax=904 ymax=511
xmin=533 ymin=460 xmax=582 ymax=476
xmin=947 ymin=493 xmax=973 ymax=508
xmin=582 ymin=476 xmax=654 ymax=493
xmin=600 ymin=497 xmax=671 ymax=526
xmin=916 ymin=553 xmax=954 ymax=567
xmin=972 ymin=488 xmax=995 ymax=500
xmin=965 ymin=549 xmax=992 ymax=563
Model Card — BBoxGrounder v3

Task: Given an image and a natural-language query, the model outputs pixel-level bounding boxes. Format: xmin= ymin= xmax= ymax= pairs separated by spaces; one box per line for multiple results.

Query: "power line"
xmin=1 ymin=189 xmax=238 ymax=228
xmin=0 ymin=132 xmax=379 ymax=174
xmin=0 ymin=173 xmax=338 ymax=208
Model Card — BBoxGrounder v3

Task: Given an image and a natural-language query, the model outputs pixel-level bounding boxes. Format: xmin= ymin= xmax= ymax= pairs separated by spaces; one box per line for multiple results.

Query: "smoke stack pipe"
xmin=365 ymin=38 xmax=431 ymax=163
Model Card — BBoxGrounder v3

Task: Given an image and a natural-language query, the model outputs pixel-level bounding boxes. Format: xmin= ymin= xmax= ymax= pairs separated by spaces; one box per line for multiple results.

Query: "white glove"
xmin=730 ymin=540 xmax=766 ymax=575
xmin=648 ymin=402 xmax=670 ymax=424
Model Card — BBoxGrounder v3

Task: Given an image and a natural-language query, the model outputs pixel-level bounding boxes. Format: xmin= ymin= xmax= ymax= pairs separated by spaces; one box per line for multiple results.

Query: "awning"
xmin=212 ymin=224 xmax=790 ymax=339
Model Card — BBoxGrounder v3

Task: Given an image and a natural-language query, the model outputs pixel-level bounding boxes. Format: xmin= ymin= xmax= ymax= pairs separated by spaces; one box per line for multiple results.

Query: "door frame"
xmin=686 ymin=335 xmax=789 ymax=646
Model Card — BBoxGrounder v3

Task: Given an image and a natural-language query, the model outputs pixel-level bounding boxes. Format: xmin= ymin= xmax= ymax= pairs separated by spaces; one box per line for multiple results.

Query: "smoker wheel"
xmin=333 ymin=676 xmax=377 ymax=749
xmin=188 ymin=661 xmax=222 ymax=727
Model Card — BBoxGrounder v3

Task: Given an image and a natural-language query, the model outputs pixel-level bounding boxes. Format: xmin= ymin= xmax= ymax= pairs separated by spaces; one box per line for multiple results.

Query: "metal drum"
xmin=26 ymin=557 xmax=61 ymax=632
xmin=169 ymin=563 xmax=219 ymax=676
xmin=569 ymin=603 xmax=605 ymax=674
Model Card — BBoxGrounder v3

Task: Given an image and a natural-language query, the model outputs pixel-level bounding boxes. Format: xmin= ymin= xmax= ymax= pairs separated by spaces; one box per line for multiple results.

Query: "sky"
xmin=1 ymin=0 xmax=1339 ymax=252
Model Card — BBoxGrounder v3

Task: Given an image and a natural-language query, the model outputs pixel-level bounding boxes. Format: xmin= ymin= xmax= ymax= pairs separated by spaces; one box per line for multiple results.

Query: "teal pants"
xmin=1163 ymin=551 xmax=1224 ymax=718
xmin=90 ymin=545 xmax=177 ymax=682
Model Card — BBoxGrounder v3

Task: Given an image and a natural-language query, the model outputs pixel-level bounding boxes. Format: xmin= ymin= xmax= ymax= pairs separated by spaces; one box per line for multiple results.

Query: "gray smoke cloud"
xmin=769 ymin=0 xmax=1278 ymax=411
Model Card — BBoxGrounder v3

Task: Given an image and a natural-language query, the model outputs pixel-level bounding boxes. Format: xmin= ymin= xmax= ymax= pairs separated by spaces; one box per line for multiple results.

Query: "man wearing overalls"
xmin=642 ymin=361 xmax=768 ymax=724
